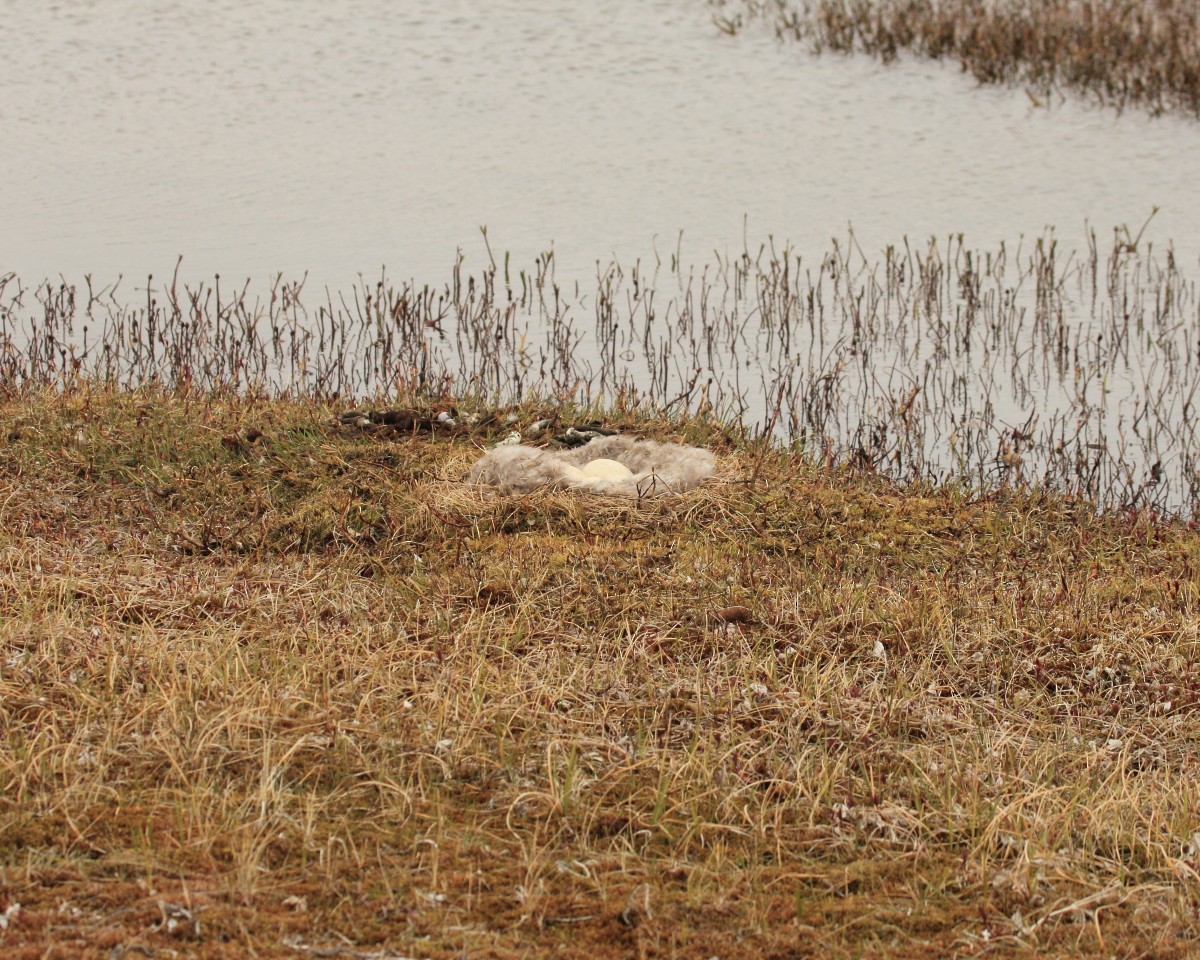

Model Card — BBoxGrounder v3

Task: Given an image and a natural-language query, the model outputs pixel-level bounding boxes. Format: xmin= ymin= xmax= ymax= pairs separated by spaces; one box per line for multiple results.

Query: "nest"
xmin=465 ymin=435 xmax=715 ymax=497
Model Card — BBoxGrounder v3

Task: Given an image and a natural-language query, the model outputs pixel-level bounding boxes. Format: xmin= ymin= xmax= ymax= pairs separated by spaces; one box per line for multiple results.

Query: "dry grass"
xmin=717 ymin=0 xmax=1200 ymax=117
xmin=2 ymin=385 xmax=1200 ymax=958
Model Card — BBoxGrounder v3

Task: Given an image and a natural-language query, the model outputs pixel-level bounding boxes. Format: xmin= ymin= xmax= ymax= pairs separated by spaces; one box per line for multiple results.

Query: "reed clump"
xmin=714 ymin=0 xmax=1200 ymax=117
xmin=2 ymin=385 xmax=1199 ymax=958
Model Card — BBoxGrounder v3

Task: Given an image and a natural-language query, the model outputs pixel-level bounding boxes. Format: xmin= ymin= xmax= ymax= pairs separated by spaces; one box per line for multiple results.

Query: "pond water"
xmin=3 ymin=0 xmax=1199 ymax=286
xmin=4 ymin=0 xmax=1200 ymax=513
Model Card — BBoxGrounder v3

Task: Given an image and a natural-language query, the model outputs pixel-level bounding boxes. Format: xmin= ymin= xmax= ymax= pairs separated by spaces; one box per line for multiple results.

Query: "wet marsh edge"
xmin=714 ymin=0 xmax=1200 ymax=118
xmin=5 ymin=223 xmax=1199 ymax=517
xmin=1 ymin=385 xmax=1199 ymax=958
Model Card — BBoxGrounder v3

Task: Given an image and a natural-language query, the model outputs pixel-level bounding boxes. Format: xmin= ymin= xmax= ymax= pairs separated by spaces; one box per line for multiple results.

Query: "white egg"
xmin=579 ymin=458 xmax=634 ymax=480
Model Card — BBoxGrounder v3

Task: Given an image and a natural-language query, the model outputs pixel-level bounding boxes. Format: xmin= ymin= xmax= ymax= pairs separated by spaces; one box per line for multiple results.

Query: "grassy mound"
xmin=1 ymin=387 xmax=1198 ymax=958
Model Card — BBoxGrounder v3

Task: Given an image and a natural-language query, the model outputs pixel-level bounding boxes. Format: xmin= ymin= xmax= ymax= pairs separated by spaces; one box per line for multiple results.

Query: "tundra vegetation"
xmin=3 ymin=2 xmax=1200 ymax=954
xmin=2 ymin=379 xmax=1200 ymax=957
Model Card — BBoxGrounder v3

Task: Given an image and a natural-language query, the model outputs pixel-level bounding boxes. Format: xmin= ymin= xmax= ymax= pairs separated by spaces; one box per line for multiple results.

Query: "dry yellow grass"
xmin=1 ymin=386 xmax=1199 ymax=958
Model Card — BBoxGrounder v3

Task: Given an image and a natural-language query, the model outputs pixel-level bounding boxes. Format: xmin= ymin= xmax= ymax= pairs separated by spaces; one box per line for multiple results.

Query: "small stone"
xmin=711 ymin=605 xmax=755 ymax=626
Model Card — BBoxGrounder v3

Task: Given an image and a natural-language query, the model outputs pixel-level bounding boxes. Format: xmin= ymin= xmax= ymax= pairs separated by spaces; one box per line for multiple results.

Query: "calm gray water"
xmin=3 ymin=0 xmax=1199 ymax=287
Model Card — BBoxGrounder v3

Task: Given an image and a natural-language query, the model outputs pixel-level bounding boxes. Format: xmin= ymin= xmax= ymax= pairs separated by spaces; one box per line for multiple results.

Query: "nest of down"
xmin=465 ymin=435 xmax=715 ymax=496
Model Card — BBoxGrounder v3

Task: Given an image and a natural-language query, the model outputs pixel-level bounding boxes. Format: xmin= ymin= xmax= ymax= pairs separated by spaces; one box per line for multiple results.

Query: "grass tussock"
xmin=2 ymin=386 xmax=1200 ymax=958
xmin=716 ymin=0 xmax=1200 ymax=117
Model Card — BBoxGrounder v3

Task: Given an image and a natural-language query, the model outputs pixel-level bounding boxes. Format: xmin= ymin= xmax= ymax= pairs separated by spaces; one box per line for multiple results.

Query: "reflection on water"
xmin=1 ymin=0 xmax=1199 ymax=286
